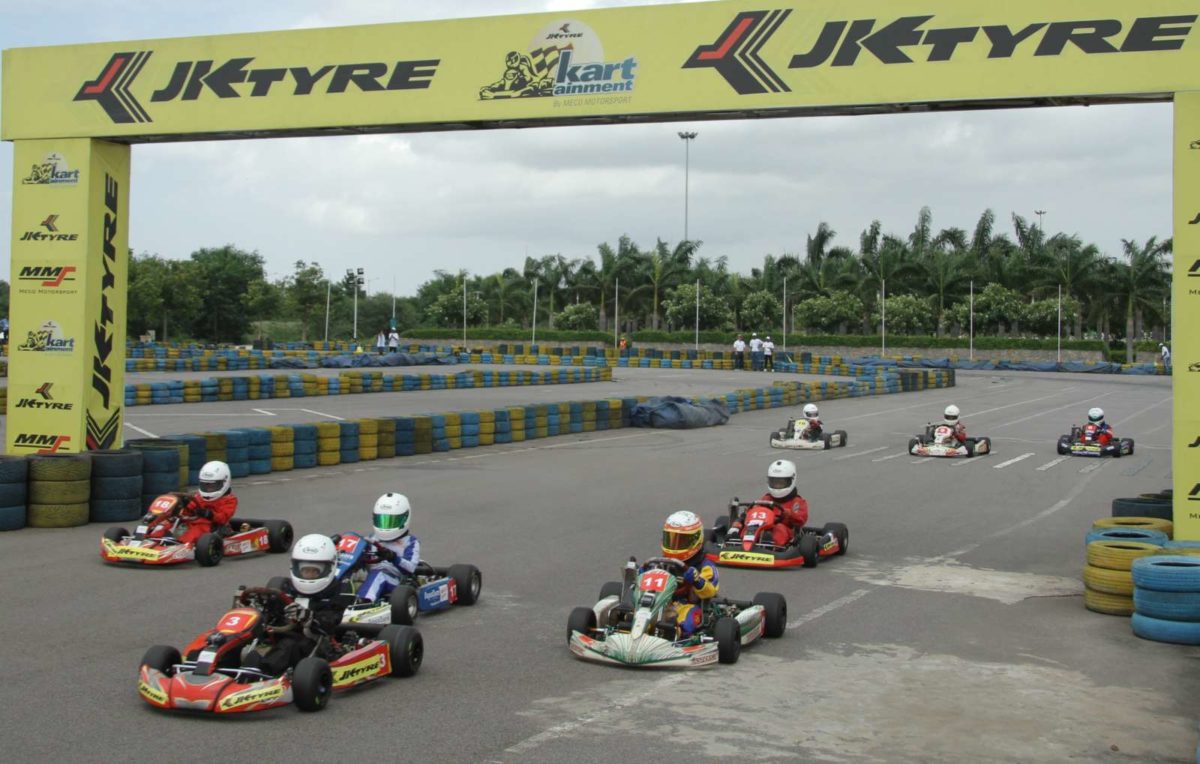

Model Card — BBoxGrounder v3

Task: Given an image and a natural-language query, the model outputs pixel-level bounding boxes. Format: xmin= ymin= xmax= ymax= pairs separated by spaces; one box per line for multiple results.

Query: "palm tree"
xmin=641 ymin=239 xmax=692 ymax=330
xmin=1115 ymin=237 xmax=1171 ymax=361
xmin=1035 ymin=235 xmax=1101 ymax=338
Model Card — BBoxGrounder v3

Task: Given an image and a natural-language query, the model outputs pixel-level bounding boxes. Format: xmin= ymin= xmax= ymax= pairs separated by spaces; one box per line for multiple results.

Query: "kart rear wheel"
xmin=710 ymin=516 xmax=730 ymax=544
xmin=823 ymin=522 xmax=849 ymax=556
xmin=1057 ymin=436 xmax=1070 ymax=456
xmin=753 ymin=593 xmax=787 ymax=638
xmin=822 ymin=433 xmax=833 ymax=449
xmin=448 ymin=564 xmax=482 ymax=606
xmin=598 ymin=581 xmax=623 ymax=601
xmin=293 ymin=657 xmax=332 ymax=712
xmin=379 ymin=624 xmax=423 ymax=678
xmin=195 ymin=532 xmax=224 ymax=567
xmin=264 ymin=520 xmax=294 ymax=553
xmin=715 ymin=617 xmax=741 ymax=664
xmin=1123 ymin=438 xmax=1135 ymax=455
xmin=568 ymin=606 xmax=596 ymax=644
xmin=141 ymin=644 xmax=181 ymax=676
xmin=836 ymin=430 xmax=848 ymax=447
xmin=103 ymin=526 xmax=128 ymax=544
xmin=964 ymin=439 xmax=977 ymax=458
xmin=389 ymin=585 xmax=418 ymax=625
xmin=799 ymin=534 xmax=820 ymax=568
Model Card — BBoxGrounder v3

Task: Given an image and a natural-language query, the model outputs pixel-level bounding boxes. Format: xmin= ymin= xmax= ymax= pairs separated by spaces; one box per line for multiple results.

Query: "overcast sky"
xmin=0 ymin=0 xmax=1174 ymax=296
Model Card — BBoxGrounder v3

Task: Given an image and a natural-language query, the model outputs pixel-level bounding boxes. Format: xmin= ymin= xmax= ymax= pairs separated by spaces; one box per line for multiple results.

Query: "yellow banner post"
xmin=8 ymin=139 xmax=128 ymax=454
xmin=1174 ymin=93 xmax=1200 ymax=540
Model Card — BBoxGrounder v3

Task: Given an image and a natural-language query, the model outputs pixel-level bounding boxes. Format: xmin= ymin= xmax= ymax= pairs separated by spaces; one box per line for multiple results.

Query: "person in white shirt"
xmin=1160 ymin=343 xmax=1171 ymax=370
xmin=749 ymin=333 xmax=763 ymax=371
xmin=732 ymin=335 xmax=746 ymax=370
xmin=763 ymin=336 xmax=775 ymax=371
xmin=388 ymin=328 xmax=400 ymax=353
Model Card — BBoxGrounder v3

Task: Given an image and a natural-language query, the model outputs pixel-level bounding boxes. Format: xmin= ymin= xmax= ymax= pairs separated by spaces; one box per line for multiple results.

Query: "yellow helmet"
xmin=661 ymin=511 xmax=704 ymax=561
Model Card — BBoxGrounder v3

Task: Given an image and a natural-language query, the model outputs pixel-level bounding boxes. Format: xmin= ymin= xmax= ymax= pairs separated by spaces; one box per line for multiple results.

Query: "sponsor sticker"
xmin=479 ymin=20 xmax=637 ymax=103
xmin=718 ymin=550 xmax=775 ymax=564
xmin=16 ymin=320 xmax=75 ymax=353
xmin=138 ymin=680 xmax=169 ymax=705
xmin=332 ymin=653 xmax=386 ymax=685
xmin=20 ymin=153 xmax=80 ymax=185
xmin=218 ymin=683 xmax=285 ymax=711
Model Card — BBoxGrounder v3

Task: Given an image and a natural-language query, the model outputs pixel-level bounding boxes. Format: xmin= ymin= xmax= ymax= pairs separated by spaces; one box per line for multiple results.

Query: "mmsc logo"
xmin=17 ymin=266 xmax=78 ymax=295
xmin=11 ymin=433 xmax=71 ymax=454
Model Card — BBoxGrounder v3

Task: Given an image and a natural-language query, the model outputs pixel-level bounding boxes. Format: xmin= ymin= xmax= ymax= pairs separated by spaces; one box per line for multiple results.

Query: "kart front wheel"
xmin=293 ymin=657 xmax=332 ymax=712
xmin=799 ymin=534 xmax=820 ymax=568
xmin=448 ymin=564 xmax=482 ymax=606
xmin=264 ymin=520 xmax=294 ymax=553
xmin=1057 ymin=436 xmax=1070 ymax=456
xmin=141 ymin=644 xmax=181 ymax=676
xmin=908 ymin=437 xmax=921 ymax=455
xmin=103 ymin=526 xmax=128 ymax=543
xmin=753 ymin=593 xmax=787 ymax=638
xmin=389 ymin=585 xmax=418 ymax=625
xmin=823 ymin=522 xmax=849 ymax=556
xmin=715 ymin=617 xmax=741 ymax=664
xmin=568 ymin=606 xmax=596 ymax=644
xmin=379 ymin=624 xmax=423 ymax=678
xmin=195 ymin=532 xmax=224 ymax=567
xmin=710 ymin=516 xmax=730 ymax=545
xmin=1123 ymin=438 xmax=1135 ymax=455
xmin=598 ymin=581 xmax=623 ymax=601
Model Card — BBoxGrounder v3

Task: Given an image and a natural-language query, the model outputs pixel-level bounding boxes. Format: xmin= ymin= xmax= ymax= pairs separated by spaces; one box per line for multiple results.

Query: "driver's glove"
xmin=284 ymin=601 xmax=306 ymax=622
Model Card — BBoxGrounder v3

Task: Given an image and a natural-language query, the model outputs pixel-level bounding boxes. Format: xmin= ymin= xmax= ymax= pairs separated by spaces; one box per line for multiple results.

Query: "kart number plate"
xmin=135 ymin=525 xmax=147 ymax=535
xmin=198 ymin=650 xmax=217 ymax=663
xmin=640 ymin=571 xmax=670 ymax=592
xmin=126 ymin=540 xmax=143 ymax=548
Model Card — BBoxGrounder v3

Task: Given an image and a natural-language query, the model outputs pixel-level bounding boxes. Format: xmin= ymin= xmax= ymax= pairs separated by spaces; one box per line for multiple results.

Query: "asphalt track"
xmin=0 ymin=368 xmax=1194 ymax=763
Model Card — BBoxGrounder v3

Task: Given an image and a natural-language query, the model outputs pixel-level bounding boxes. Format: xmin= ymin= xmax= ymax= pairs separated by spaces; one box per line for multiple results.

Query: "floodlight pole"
xmin=324 ymin=281 xmax=331 ymax=343
xmin=614 ymin=277 xmax=619 ymax=347
xmin=679 ymin=131 xmax=698 ymax=243
xmin=969 ymin=280 xmax=974 ymax=361
xmin=782 ymin=276 xmax=787 ymax=351
xmin=694 ymin=278 xmax=700 ymax=351
xmin=1057 ymin=284 xmax=1063 ymax=364
xmin=532 ymin=279 xmax=538 ymax=346
xmin=881 ymin=278 xmax=887 ymax=356
xmin=462 ymin=278 xmax=467 ymax=347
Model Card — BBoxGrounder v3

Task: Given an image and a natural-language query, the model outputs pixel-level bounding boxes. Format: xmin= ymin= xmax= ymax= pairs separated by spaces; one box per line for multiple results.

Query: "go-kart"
xmin=137 ymin=585 xmax=422 ymax=714
xmin=705 ymin=499 xmax=847 ymax=568
xmin=567 ymin=556 xmax=786 ymax=668
xmin=908 ymin=424 xmax=990 ymax=458
xmin=324 ymin=532 xmax=483 ymax=627
xmin=101 ymin=493 xmax=293 ymax=566
xmin=769 ymin=418 xmax=847 ymax=450
xmin=1057 ymin=423 xmax=1134 ymax=458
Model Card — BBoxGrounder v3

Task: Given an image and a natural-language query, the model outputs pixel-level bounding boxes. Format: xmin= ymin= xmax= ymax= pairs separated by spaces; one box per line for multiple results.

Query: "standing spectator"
xmin=375 ymin=329 xmax=387 ymax=355
xmin=749 ymin=333 xmax=764 ymax=371
xmin=732 ymin=334 xmax=746 ymax=370
xmin=388 ymin=327 xmax=400 ymax=354
xmin=1161 ymin=342 xmax=1171 ymax=371
xmin=763 ymin=336 xmax=775 ymax=371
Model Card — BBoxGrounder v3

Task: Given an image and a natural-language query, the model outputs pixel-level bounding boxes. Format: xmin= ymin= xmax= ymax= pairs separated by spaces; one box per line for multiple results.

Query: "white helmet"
xmin=943 ymin=405 xmax=960 ymax=424
xmin=1088 ymin=407 xmax=1105 ymax=425
xmin=803 ymin=403 xmax=819 ymax=419
xmin=767 ymin=459 xmax=797 ymax=499
xmin=290 ymin=534 xmax=337 ymax=595
xmin=373 ymin=492 xmax=412 ymax=541
xmin=197 ymin=461 xmax=231 ymax=501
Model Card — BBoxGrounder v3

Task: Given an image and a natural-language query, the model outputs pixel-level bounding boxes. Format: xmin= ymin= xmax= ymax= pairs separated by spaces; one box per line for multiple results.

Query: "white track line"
xmin=252 ymin=408 xmax=277 ymax=416
xmin=299 ymin=408 xmax=344 ymax=421
xmin=124 ymin=422 xmax=158 ymax=438
xmin=787 ymin=588 xmax=872 ymax=630
xmin=953 ymin=456 xmax=989 ymax=467
xmin=834 ymin=446 xmax=888 ymax=460
xmin=872 ymin=452 xmax=906 ymax=462
xmin=1037 ymin=457 xmax=1068 ymax=471
xmin=989 ymin=394 xmax=1110 ymax=430
xmin=992 ymin=453 xmax=1035 ymax=469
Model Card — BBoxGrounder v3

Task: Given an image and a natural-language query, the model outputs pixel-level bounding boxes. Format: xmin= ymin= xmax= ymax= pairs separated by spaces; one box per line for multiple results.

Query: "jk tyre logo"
xmin=683 ymin=10 xmax=792 ymax=95
xmin=14 ymin=383 xmax=74 ymax=412
xmin=18 ymin=214 xmax=79 ymax=243
xmin=75 ymin=51 xmax=153 ymax=124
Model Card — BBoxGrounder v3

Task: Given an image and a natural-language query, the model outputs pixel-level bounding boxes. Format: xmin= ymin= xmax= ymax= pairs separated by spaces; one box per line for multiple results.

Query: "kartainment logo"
xmin=75 ymin=50 xmax=439 ymax=123
xmin=11 ymin=433 xmax=72 ymax=454
xmin=479 ymin=19 xmax=638 ymax=100
xmin=686 ymin=12 xmax=1196 ymax=95
xmin=20 ymin=154 xmax=80 ymax=186
xmin=16 ymin=320 xmax=75 ymax=353
xmin=18 ymin=214 xmax=79 ymax=243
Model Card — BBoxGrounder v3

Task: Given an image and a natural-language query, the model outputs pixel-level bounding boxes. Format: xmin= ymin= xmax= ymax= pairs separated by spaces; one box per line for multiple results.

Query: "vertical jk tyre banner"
xmin=1175 ymin=93 xmax=1200 ymax=541
xmin=8 ymin=139 xmax=128 ymax=454
xmin=5 ymin=0 xmax=1200 ymax=142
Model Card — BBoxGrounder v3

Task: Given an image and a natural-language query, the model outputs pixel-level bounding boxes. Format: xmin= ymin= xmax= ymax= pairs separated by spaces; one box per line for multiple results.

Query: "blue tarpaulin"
xmin=630 ymin=396 xmax=730 ymax=429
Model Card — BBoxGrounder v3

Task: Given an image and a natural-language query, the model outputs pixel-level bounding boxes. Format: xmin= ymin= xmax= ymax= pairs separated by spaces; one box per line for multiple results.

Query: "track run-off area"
xmin=0 ymin=367 xmax=1192 ymax=763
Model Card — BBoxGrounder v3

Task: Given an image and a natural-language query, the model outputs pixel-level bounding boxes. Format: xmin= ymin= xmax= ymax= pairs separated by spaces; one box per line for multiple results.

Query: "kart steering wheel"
xmin=641 ymin=556 xmax=686 ymax=573
xmin=237 ymin=586 xmax=294 ymax=612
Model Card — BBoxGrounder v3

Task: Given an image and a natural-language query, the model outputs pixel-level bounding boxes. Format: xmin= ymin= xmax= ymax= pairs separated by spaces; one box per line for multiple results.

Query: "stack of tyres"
xmin=0 ymin=456 xmax=28 ymax=531
xmin=1132 ymin=556 xmax=1200 ymax=644
xmin=340 ymin=421 xmax=361 ymax=464
xmin=174 ymin=434 xmax=207 ymax=485
xmin=316 ymin=422 xmax=340 ymax=466
xmin=137 ymin=446 xmax=181 ymax=510
xmin=270 ymin=426 xmax=295 ymax=472
xmin=222 ymin=430 xmax=251 ymax=478
xmin=293 ymin=424 xmax=318 ymax=469
xmin=1084 ymin=531 xmax=1163 ymax=616
xmin=395 ymin=418 xmax=418 ymax=457
xmin=377 ymin=417 xmax=396 ymax=458
xmin=27 ymin=453 xmax=92 ymax=528
xmin=413 ymin=417 xmax=433 ymax=454
xmin=358 ymin=419 xmax=379 ymax=461
xmin=1112 ymin=494 xmax=1173 ymax=522
xmin=494 ymin=409 xmax=512 ymax=444
xmin=89 ymin=448 xmax=144 ymax=522
xmin=460 ymin=412 xmax=480 ymax=449
xmin=127 ymin=439 xmax=190 ymax=495
xmin=245 ymin=428 xmax=273 ymax=474
xmin=196 ymin=432 xmax=227 ymax=465
xmin=478 ymin=411 xmax=495 ymax=446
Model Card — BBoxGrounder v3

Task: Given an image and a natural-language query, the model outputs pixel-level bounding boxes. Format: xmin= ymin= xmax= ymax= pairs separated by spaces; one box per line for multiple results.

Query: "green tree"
xmin=554 ymin=303 xmax=599 ymax=330
xmin=873 ymin=293 xmax=934 ymax=335
xmin=740 ymin=290 xmax=782 ymax=334
xmin=284 ymin=261 xmax=328 ymax=342
xmin=792 ymin=291 xmax=863 ymax=333
xmin=187 ymin=245 xmax=268 ymax=342
xmin=426 ymin=291 xmax=487 ymax=328
xmin=127 ymin=253 xmax=201 ymax=342
xmin=1115 ymin=237 xmax=1171 ymax=361
xmin=662 ymin=282 xmax=733 ymax=331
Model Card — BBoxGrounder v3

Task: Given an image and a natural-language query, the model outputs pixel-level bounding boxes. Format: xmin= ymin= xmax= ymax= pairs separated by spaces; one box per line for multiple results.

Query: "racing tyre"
xmin=293 ymin=657 xmax=333 ymax=712
xmin=195 ymin=532 xmax=224 ymax=567
xmin=28 ymin=453 xmax=91 ymax=482
xmin=1123 ymin=438 xmax=1135 ymax=455
xmin=599 ymin=581 xmax=623 ymax=601
xmin=264 ymin=520 xmax=294 ymax=553
xmin=389 ymin=585 xmax=418 ymax=625
xmin=379 ymin=624 xmax=423 ymax=678
xmin=799 ymin=534 xmax=820 ymax=568
xmin=266 ymin=576 xmax=291 ymax=593
xmin=447 ymin=564 xmax=482 ymax=606
xmin=1056 ymin=436 xmax=1070 ymax=456
xmin=141 ymin=645 xmax=181 ymax=676
xmin=715 ymin=617 xmax=741 ymax=664
xmin=753 ymin=592 xmax=787 ymax=638
xmin=908 ymin=437 xmax=920 ymax=455
xmin=103 ymin=526 xmax=129 ymax=543
xmin=822 ymin=433 xmax=833 ymax=449
xmin=710 ymin=516 xmax=730 ymax=544
xmin=567 ymin=606 xmax=596 ymax=644
xmin=823 ymin=522 xmax=849 ymax=556
xmin=1131 ymin=613 xmax=1200 ymax=645
xmin=836 ymin=430 xmax=848 ymax=447
xmin=1112 ymin=497 xmax=1172 ymax=521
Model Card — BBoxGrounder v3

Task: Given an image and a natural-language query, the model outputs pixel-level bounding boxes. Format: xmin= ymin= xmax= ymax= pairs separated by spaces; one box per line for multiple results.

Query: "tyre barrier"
xmin=223 ymin=429 xmax=251 ymax=478
xmin=1130 ymin=555 xmax=1200 ymax=645
xmin=1111 ymin=496 xmax=1173 ymax=521
xmin=0 ymin=455 xmax=28 ymax=531
xmin=1091 ymin=516 xmax=1173 ymax=539
xmin=135 ymin=445 xmax=180 ymax=511
xmin=1084 ymin=528 xmax=1169 ymax=547
xmin=1155 ymin=540 xmax=1200 ymax=557
xmin=127 ymin=438 xmax=190 ymax=489
xmin=339 ymin=421 xmax=360 ymax=464
xmin=27 ymin=453 xmax=91 ymax=528
xmin=1083 ymin=540 xmax=1161 ymax=616
xmin=173 ymin=433 xmax=208 ymax=485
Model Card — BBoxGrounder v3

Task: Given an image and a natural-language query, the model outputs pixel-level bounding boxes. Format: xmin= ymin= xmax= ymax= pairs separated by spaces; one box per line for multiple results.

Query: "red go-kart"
xmin=138 ymin=586 xmax=422 ymax=714
xmin=1057 ymin=424 xmax=1134 ymax=458
xmin=705 ymin=499 xmax=848 ymax=569
xmin=101 ymin=493 xmax=293 ymax=567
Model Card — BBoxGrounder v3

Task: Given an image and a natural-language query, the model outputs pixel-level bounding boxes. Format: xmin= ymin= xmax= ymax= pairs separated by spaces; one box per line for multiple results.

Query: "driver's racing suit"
xmin=642 ymin=556 xmax=719 ymax=637
xmin=731 ymin=491 xmax=809 ymax=547
xmin=801 ymin=417 xmax=823 ymax=440
xmin=178 ymin=493 xmax=238 ymax=544
xmin=1085 ymin=422 xmax=1114 ymax=445
xmin=357 ymin=533 xmax=421 ymax=602
xmin=241 ymin=587 xmax=344 ymax=677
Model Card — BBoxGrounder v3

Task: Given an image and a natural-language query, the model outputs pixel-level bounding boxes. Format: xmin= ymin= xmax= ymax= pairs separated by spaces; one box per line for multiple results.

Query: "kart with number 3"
xmin=137 ymin=585 xmax=422 ymax=714
xmin=567 ymin=556 xmax=786 ymax=668
xmin=705 ymin=499 xmax=848 ymax=569
xmin=100 ymin=493 xmax=294 ymax=567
